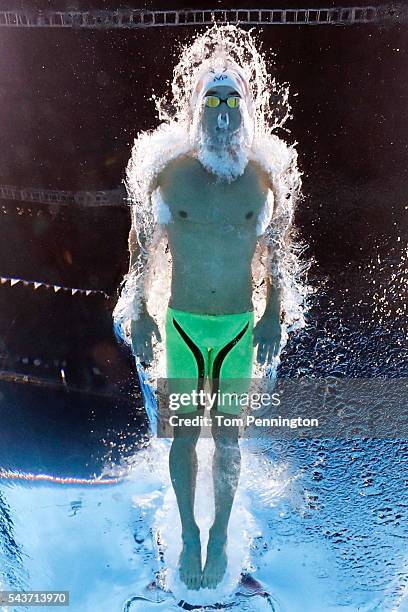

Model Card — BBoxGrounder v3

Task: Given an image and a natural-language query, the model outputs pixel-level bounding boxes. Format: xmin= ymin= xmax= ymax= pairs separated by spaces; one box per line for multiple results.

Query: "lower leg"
xmin=211 ymin=434 xmax=241 ymax=536
xmin=168 ymin=419 xmax=202 ymax=590
xmin=169 ymin=437 xmax=199 ymax=537
xmin=202 ymin=417 xmax=241 ymax=588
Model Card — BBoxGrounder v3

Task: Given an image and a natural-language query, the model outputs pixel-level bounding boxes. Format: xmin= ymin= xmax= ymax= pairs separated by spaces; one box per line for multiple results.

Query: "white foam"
xmin=256 ymin=189 xmax=274 ymax=236
xmin=151 ymin=187 xmax=172 ymax=225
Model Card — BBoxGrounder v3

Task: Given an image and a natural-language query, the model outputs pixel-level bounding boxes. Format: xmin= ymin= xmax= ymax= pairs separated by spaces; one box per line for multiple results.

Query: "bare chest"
xmin=159 ymin=159 xmax=269 ymax=232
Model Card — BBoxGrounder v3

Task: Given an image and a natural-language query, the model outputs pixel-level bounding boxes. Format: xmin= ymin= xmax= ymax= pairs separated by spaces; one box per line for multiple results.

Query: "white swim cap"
xmin=190 ymin=67 xmax=252 ymax=111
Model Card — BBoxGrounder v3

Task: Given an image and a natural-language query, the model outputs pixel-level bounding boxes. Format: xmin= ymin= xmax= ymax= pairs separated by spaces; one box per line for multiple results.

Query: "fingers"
xmin=265 ymin=346 xmax=275 ymax=365
xmin=132 ymin=322 xmax=162 ymax=364
xmin=257 ymin=339 xmax=281 ymax=365
xmin=133 ymin=342 xmax=151 ymax=365
xmin=153 ymin=322 xmax=162 ymax=343
xmin=252 ymin=328 xmax=260 ymax=347
xmin=134 ymin=345 xmax=145 ymax=363
xmin=268 ymin=340 xmax=278 ymax=362
xmin=137 ymin=345 xmax=152 ymax=365
xmin=257 ymin=342 xmax=267 ymax=365
xmin=143 ymin=340 xmax=153 ymax=364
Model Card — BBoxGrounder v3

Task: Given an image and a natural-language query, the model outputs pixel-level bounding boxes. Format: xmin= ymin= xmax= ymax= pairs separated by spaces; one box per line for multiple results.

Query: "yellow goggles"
xmin=204 ymin=95 xmax=241 ymax=109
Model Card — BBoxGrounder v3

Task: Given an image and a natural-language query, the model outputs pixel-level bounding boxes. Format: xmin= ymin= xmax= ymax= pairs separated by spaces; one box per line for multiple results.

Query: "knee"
xmin=212 ymin=431 xmax=240 ymax=453
xmin=212 ymin=413 xmax=239 ymax=448
xmin=171 ymin=432 xmax=200 ymax=452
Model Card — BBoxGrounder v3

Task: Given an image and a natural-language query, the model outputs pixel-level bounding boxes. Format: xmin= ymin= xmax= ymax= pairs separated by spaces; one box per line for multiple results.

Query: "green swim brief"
xmin=165 ymin=306 xmax=254 ymax=415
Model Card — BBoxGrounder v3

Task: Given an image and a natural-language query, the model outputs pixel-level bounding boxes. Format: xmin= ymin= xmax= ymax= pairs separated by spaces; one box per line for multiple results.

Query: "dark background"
xmin=0 ymin=1 xmax=407 ymax=476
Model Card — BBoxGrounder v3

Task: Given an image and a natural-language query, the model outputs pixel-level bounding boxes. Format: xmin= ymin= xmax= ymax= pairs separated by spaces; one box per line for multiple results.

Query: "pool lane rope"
xmin=0 ymin=6 xmax=404 ymax=29
xmin=0 ymin=469 xmax=123 ymax=486
xmin=0 ymin=275 xmax=110 ymax=299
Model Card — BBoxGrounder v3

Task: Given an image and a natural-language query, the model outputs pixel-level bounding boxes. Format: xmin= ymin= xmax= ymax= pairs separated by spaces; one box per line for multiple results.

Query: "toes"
xmin=184 ymin=571 xmax=200 ymax=591
xmin=191 ymin=574 xmax=198 ymax=590
xmin=180 ymin=564 xmax=201 ymax=590
xmin=197 ymin=571 xmax=203 ymax=590
xmin=201 ymin=570 xmax=208 ymax=588
xmin=192 ymin=574 xmax=200 ymax=590
xmin=210 ymin=573 xmax=219 ymax=588
xmin=184 ymin=576 xmax=192 ymax=589
xmin=202 ymin=569 xmax=216 ymax=589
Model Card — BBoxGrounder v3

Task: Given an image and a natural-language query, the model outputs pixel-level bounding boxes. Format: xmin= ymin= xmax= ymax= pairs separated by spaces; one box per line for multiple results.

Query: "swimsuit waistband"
xmin=167 ymin=306 xmax=254 ymax=321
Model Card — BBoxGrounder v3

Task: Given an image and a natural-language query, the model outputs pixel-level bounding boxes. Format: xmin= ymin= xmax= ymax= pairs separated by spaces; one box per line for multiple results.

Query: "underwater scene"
xmin=0 ymin=3 xmax=407 ymax=611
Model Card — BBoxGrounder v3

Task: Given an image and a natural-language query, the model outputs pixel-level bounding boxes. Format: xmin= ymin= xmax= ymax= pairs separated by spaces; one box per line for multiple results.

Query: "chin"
xmin=196 ymin=129 xmax=250 ymax=183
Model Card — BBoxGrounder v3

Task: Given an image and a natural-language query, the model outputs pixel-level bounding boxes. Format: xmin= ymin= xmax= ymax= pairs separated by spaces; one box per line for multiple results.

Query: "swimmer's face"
xmin=200 ymin=85 xmax=244 ymax=143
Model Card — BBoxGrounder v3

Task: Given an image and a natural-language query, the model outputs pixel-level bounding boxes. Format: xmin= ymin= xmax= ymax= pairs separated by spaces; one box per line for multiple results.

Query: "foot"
xmin=201 ymin=527 xmax=228 ymax=589
xmin=178 ymin=526 xmax=202 ymax=590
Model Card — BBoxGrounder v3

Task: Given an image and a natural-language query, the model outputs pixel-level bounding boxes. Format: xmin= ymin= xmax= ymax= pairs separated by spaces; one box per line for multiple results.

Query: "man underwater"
xmin=128 ymin=64 xmax=282 ymax=590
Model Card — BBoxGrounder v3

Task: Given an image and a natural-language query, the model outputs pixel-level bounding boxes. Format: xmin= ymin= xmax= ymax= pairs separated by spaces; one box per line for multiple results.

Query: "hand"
xmin=130 ymin=314 xmax=162 ymax=364
xmin=253 ymin=314 xmax=282 ymax=365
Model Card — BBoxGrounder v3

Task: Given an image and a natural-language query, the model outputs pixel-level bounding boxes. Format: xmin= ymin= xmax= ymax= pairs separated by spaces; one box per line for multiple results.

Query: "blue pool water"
xmin=1 ymin=437 xmax=407 ymax=611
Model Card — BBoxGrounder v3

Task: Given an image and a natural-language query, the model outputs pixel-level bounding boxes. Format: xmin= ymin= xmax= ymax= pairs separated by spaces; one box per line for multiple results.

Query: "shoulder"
xmin=250 ymin=135 xmax=297 ymax=177
xmin=246 ymin=159 xmax=272 ymax=191
xmin=127 ymin=120 xmax=191 ymax=188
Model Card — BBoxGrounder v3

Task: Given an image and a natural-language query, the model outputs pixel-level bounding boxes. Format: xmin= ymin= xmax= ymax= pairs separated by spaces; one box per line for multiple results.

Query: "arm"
xmin=127 ymin=219 xmax=150 ymax=318
xmin=128 ymin=185 xmax=164 ymax=362
xmin=253 ymin=181 xmax=283 ymax=364
xmin=128 ymin=170 xmax=166 ymax=318
xmin=262 ymin=180 xmax=282 ymax=323
xmin=263 ymin=271 xmax=282 ymax=321
xmin=253 ymin=250 xmax=282 ymax=365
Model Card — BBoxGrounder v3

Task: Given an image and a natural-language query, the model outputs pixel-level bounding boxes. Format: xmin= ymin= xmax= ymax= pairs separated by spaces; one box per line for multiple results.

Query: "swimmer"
xmin=128 ymin=63 xmax=282 ymax=590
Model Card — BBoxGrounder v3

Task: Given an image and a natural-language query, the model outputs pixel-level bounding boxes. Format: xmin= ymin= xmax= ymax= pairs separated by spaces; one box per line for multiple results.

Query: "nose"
xmin=217 ymin=112 xmax=229 ymax=129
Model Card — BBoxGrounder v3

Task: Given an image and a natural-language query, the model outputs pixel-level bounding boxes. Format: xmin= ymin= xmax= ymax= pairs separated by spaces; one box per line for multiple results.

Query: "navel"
xmin=179 ymin=210 xmax=188 ymax=218
xmin=245 ymin=211 xmax=254 ymax=219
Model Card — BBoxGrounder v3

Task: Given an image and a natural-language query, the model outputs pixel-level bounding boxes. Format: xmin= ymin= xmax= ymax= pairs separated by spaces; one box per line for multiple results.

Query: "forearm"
xmin=128 ymin=230 xmax=150 ymax=318
xmin=253 ymin=275 xmax=283 ymax=362
xmin=263 ymin=277 xmax=282 ymax=320
xmin=128 ymin=217 xmax=165 ymax=320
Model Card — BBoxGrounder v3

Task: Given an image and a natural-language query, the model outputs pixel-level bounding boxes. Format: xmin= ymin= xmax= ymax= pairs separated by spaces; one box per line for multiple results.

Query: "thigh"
xmin=210 ymin=314 xmax=254 ymax=415
xmin=165 ymin=309 xmax=206 ymax=414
